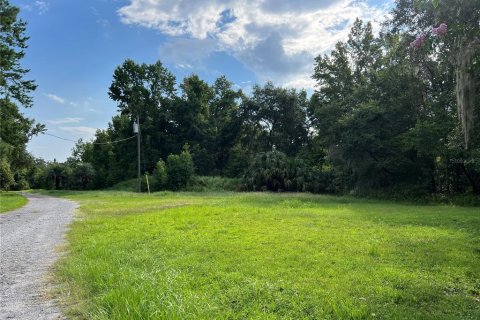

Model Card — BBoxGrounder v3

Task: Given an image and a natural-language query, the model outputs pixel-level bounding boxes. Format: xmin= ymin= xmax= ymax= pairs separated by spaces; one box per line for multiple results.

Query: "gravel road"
xmin=0 ymin=193 xmax=77 ymax=320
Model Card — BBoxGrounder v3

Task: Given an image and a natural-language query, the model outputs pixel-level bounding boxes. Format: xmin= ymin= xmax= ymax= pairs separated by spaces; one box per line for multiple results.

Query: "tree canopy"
xmin=5 ymin=0 xmax=478 ymax=199
xmin=0 ymin=0 xmax=44 ymax=190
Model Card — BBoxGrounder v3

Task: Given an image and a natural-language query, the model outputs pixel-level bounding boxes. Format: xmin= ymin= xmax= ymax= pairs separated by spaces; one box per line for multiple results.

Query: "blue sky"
xmin=12 ymin=0 xmax=392 ymax=161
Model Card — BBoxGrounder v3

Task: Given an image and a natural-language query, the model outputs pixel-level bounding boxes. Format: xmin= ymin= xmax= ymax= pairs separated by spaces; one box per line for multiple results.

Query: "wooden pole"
xmin=145 ymin=173 xmax=150 ymax=194
xmin=137 ymin=114 xmax=141 ymax=193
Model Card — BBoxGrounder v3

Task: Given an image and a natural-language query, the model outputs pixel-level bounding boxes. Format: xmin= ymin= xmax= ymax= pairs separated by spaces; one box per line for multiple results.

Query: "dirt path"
xmin=0 ymin=193 xmax=77 ymax=320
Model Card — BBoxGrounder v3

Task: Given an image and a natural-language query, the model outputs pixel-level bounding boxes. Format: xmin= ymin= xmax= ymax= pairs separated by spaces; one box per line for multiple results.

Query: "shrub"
xmin=73 ymin=163 xmax=96 ymax=190
xmin=242 ymin=151 xmax=335 ymax=193
xmin=108 ymin=178 xmax=137 ymax=192
xmin=154 ymin=159 xmax=167 ymax=190
xmin=243 ymin=151 xmax=289 ymax=192
xmin=142 ymin=173 xmax=156 ymax=192
xmin=43 ymin=162 xmax=71 ymax=190
xmin=166 ymin=147 xmax=194 ymax=190
xmin=187 ymin=176 xmax=240 ymax=192
xmin=13 ymin=175 xmax=30 ymax=191
xmin=191 ymin=144 xmax=215 ymax=176
xmin=224 ymin=145 xmax=253 ymax=178
xmin=0 ymin=158 xmax=15 ymax=191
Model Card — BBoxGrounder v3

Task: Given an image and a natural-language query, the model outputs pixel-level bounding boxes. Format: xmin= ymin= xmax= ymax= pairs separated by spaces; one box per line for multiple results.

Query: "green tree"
xmin=387 ymin=0 xmax=480 ymax=193
xmin=166 ymin=146 xmax=194 ymax=190
xmin=108 ymin=60 xmax=177 ymax=179
xmin=389 ymin=0 xmax=480 ymax=148
xmin=109 ymin=59 xmax=176 ymax=118
xmin=175 ymin=75 xmax=214 ymax=174
xmin=0 ymin=157 xmax=14 ymax=189
xmin=0 ymin=0 xmax=36 ymax=106
xmin=249 ymin=82 xmax=308 ymax=156
xmin=311 ymin=19 xmax=435 ymax=193
xmin=154 ymin=159 xmax=167 ymax=190
xmin=0 ymin=0 xmax=44 ymax=190
xmin=45 ymin=161 xmax=71 ymax=190
xmin=73 ymin=163 xmax=96 ymax=190
xmin=210 ymin=76 xmax=243 ymax=174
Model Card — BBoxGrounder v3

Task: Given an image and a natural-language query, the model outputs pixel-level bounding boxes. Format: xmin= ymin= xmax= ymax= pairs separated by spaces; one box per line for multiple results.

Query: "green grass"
xmin=48 ymin=191 xmax=480 ymax=319
xmin=0 ymin=192 xmax=28 ymax=213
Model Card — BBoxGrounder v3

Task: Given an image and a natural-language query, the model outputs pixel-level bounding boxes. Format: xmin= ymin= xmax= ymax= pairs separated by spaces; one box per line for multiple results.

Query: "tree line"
xmin=1 ymin=0 xmax=479 ymax=200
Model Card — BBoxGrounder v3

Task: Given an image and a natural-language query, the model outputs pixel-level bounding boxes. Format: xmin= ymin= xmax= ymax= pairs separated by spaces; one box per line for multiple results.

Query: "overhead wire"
xmin=44 ymin=132 xmax=137 ymax=145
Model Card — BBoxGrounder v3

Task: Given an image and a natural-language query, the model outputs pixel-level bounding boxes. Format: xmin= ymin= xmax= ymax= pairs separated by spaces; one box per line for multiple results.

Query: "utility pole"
xmin=135 ymin=114 xmax=141 ymax=193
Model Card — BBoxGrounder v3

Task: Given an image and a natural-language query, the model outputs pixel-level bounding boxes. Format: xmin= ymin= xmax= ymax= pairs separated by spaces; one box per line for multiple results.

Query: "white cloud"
xmin=45 ymin=93 xmax=66 ymax=104
xmin=35 ymin=1 xmax=49 ymax=15
xmin=47 ymin=117 xmax=84 ymax=125
xmin=20 ymin=1 xmax=50 ymax=14
xmin=86 ymin=107 xmax=100 ymax=113
xmin=59 ymin=126 xmax=98 ymax=136
xmin=44 ymin=93 xmax=83 ymax=107
xmin=118 ymin=0 xmax=390 ymax=88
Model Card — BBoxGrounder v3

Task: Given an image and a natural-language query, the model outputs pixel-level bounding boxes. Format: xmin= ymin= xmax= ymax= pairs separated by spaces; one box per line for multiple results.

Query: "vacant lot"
xmin=0 ymin=192 xmax=27 ymax=213
xmin=50 ymin=191 xmax=479 ymax=319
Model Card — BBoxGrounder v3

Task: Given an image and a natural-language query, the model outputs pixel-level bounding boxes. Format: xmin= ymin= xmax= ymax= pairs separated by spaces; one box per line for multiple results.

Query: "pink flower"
xmin=410 ymin=33 xmax=426 ymax=49
xmin=432 ymin=23 xmax=447 ymax=36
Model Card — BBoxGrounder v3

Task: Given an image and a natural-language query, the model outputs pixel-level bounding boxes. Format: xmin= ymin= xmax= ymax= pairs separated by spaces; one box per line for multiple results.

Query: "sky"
xmin=12 ymin=0 xmax=393 ymax=161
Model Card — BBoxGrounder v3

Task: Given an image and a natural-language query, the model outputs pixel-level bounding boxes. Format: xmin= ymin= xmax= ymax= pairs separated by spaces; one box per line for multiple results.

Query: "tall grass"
xmin=108 ymin=176 xmax=239 ymax=193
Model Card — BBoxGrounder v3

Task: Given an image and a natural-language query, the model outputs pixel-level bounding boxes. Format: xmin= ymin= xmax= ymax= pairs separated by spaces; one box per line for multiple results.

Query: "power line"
xmin=43 ymin=132 xmax=75 ymax=142
xmin=44 ymin=132 xmax=137 ymax=145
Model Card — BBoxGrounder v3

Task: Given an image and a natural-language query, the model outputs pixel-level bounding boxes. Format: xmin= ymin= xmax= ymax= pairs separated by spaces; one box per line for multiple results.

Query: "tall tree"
xmin=176 ymin=75 xmax=214 ymax=174
xmin=250 ymin=82 xmax=308 ymax=156
xmin=210 ymin=76 xmax=243 ymax=173
xmin=387 ymin=0 xmax=480 ymax=193
xmin=0 ymin=0 xmax=43 ymax=190
xmin=311 ymin=19 xmax=434 ymax=192
xmin=108 ymin=59 xmax=177 ymax=177
xmin=389 ymin=0 xmax=480 ymax=148
xmin=109 ymin=59 xmax=176 ymax=120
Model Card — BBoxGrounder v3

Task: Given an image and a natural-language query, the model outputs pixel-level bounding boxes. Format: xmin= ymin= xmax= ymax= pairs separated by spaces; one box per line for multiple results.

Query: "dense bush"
xmin=72 ymin=163 xmax=96 ymax=190
xmin=0 ymin=158 xmax=15 ymax=190
xmin=165 ymin=147 xmax=194 ymax=190
xmin=26 ymin=161 xmax=96 ymax=191
xmin=243 ymin=151 xmax=288 ymax=191
xmin=108 ymin=178 xmax=137 ymax=192
xmin=154 ymin=159 xmax=167 ymax=190
xmin=187 ymin=176 xmax=240 ymax=192
xmin=242 ymin=151 xmax=334 ymax=193
xmin=44 ymin=162 xmax=71 ymax=190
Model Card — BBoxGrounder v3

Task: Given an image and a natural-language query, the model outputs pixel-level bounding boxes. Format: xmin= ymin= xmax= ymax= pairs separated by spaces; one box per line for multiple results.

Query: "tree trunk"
xmin=456 ymin=37 xmax=480 ymax=149
xmin=460 ymin=163 xmax=480 ymax=195
xmin=55 ymin=176 xmax=60 ymax=190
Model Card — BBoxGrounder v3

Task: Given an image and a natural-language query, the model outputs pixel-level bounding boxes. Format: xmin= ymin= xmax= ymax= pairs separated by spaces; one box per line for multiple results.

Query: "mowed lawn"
xmin=0 ymin=192 xmax=27 ymax=213
xmin=50 ymin=191 xmax=480 ymax=319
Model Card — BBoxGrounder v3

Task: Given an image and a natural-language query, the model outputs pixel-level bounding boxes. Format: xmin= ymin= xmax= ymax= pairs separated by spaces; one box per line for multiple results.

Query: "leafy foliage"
xmin=154 ymin=159 xmax=167 ymax=190
xmin=242 ymin=151 xmax=334 ymax=193
xmin=0 ymin=0 xmax=36 ymax=107
xmin=0 ymin=1 xmax=44 ymax=190
xmin=165 ymin=146 xmax=195 ymax=190
xmin=35 ymin=0 xmax=479 ymax=199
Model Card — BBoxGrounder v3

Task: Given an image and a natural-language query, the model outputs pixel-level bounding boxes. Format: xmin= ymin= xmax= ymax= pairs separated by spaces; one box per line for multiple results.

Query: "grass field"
xmin=0 ymin=192 xmax=28 ymax=213
xmin=48 ymin=191 xmax=480 ymax=319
